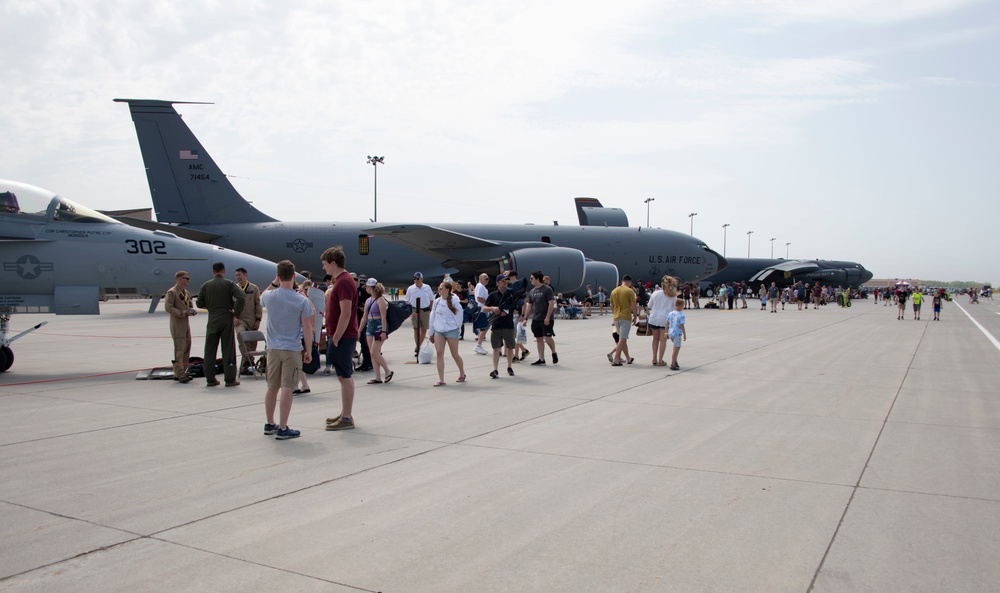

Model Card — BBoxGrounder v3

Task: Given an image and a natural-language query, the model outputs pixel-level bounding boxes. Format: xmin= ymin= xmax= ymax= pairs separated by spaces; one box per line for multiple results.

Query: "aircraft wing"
xmin=749 ymin=260 xmax=820 ymax=283
xmin=364 ymin=224 xmax=503 ymax=259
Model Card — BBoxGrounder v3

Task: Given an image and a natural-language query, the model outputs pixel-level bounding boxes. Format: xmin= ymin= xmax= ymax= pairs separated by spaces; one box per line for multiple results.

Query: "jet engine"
xmin=579 ymin=260 xmax=618 ymax=297
xmin=501 ymin=246 xmax=586 ymax=293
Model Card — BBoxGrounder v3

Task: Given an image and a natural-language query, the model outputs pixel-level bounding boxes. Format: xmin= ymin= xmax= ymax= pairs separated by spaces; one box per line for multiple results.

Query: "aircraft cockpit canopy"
xmin=0 ymin=179 xmax=119 ymax=224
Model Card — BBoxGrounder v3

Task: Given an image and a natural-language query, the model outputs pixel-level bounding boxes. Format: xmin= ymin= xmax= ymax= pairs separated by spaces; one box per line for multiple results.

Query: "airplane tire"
xmin=0 ymin=346 xmax=12 ymax=372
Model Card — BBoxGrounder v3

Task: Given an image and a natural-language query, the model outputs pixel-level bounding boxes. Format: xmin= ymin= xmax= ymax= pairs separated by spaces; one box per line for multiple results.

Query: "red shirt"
xmin=326 ymin=271 xmax=360 ymax=340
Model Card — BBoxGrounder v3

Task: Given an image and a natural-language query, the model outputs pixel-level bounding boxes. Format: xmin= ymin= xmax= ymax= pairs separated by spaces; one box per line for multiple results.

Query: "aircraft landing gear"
xmin=0 ymin=314 xmax=48 ymax=373
xmin=0 ymin=346 xmax=12 ymax=373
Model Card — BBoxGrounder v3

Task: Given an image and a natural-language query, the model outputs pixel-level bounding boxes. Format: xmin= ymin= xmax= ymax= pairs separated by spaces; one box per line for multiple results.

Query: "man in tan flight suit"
xmin=165 ymin=270 xmax=197 ymax=383
xmin=234 ymin=266 xmax=263 ymax=376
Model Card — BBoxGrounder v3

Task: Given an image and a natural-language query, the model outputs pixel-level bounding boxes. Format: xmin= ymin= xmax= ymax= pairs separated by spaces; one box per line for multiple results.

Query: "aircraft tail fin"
xmin=114 ymin=99 xmax=276 ymax=224
xmin=574 ymin=197 xmax=629 ymax=227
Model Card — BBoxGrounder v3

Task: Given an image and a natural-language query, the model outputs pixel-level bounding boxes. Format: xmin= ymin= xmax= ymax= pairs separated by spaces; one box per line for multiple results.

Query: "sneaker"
xmin=490 ymin=370 xmax=499 ymax=379
xmin=320 ymin=368 xmax=332 ymax=375
xmin=552 ymin=352 xmax=559 ymax=364
xmin=275 ymin=426 xmax=300 ymax=440
xmin=607 ymin=352 xmax=613 ymax=363
xmin=520 ymin=350 xmax=530 ymax=361
xmin=474 ymin=345 xmax=488 ymax=355
xmin=507 ymin=367 xmax=514 ymax=376
xmin=669 ymin=364 xmax=680 ymax=370
xmin=531 ymin=359 xmax=546 ymax=366
xmin=264 ymin=423 xmax=279 ymax=435
xmin=325 ymin=417 xmax=355 ymax=431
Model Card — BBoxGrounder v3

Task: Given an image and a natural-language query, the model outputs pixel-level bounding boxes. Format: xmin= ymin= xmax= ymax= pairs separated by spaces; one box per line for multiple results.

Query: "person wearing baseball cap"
xmin=405 ymin=272 xmax=434 ymax=354
xmin=483 ymin=274 xmax=519 ymax=378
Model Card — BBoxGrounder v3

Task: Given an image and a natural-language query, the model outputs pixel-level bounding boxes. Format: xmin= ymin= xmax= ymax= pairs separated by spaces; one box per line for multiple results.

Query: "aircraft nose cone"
xmin=715 ymin=252 xmax=729 ymax=274
xmin=212 ymin=246 xmax=278 ymax=286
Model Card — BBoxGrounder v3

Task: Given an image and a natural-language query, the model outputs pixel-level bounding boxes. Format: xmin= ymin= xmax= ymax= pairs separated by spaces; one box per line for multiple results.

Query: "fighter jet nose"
xmin=212 ymin=246 xmax=278 ymax=285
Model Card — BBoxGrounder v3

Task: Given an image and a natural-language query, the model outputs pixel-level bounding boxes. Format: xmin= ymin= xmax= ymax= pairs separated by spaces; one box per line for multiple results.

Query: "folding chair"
xmin=237 ymin=330 xmax=267 ymax=379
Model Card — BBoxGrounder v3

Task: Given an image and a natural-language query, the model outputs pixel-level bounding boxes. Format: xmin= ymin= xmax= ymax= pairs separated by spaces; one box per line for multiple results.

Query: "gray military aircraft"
xmin=114 ymin=99 xmax=726 ymax=294
xmin=699 ymin=257 xmax=874 ymax=292
xmin=0 ymin=179 xmax=280 ymax=373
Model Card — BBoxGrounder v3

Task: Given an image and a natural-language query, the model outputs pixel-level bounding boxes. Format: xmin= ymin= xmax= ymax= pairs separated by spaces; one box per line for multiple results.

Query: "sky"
xmin=2 ymin=0 xmax=998 ymax=284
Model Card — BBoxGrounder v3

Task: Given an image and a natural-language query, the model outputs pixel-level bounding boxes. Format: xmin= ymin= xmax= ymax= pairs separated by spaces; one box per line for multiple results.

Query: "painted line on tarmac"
xmin=0 ymin=368 xmax=154 ymax=387
xmin=954 ymin=301 xmax=1000 ymax=353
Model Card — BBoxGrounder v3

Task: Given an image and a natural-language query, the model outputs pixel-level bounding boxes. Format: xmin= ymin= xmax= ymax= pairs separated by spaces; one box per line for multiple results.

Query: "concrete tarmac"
xmin=1 ymin=295 xmax=998 ymax=592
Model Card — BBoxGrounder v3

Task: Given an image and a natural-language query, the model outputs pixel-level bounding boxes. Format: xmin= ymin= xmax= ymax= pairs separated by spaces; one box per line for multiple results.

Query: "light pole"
xmin=746 ymin=230 xmax=754 ymax=257
xmin=367 ymin=155 xmax=384 ymax=222
xmin=722 ymin=223 xmax=730 ymax=256
xmin=785 ymin=242 xmax=791 ymax=259
xmin=644 ymin=198 xmax=655 ymax=228
xmin=770 ymin=237 xmax=776 ymax=258
xmin=688 ymin=212 xmax=698 ymax=236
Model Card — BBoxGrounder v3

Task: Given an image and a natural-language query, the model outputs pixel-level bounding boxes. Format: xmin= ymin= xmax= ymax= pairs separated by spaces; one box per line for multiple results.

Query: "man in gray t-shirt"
xmin=260 ymin=260 xmax=314 ymax=440
xmin=521 ymin=270 xmax=558 ymax=366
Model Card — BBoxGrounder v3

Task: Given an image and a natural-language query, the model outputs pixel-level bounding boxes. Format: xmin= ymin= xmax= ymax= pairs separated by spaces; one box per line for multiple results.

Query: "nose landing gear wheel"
xmin=0 ymin=346 xmax=13 ymax=372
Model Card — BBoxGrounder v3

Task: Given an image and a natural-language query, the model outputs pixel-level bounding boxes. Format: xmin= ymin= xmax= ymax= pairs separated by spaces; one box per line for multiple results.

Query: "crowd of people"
xmin=169 ymin=248 xmax=961 ymax=442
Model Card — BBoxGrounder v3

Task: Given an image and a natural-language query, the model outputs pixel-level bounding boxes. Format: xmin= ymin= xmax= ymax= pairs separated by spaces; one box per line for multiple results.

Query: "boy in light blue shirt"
xmin=666 ymin=300 xmax=687 ymax=371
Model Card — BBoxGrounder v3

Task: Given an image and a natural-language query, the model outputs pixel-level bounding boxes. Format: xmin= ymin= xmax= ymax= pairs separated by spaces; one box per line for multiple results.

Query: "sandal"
xmin=456 ymin=375 xmax=466 ymax=383
xmin=367 ymin=379 xmax=383 ymax=384
xmin=384 ymin=371 xmax=393 ymax=383
xmin=434 ymin=381 xmax=446 ymax=387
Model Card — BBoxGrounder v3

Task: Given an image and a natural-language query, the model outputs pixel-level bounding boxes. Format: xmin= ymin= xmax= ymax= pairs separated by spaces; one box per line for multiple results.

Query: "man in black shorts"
xmin=522 ymin=270 xmax=558 ymax=366
xmin=484 ymin=274 xmax=518 ymax=378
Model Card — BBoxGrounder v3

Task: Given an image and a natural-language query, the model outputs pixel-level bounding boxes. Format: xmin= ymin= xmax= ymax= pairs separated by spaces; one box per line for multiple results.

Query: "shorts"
xmin=530 ymin=319 xmax=555 ymax=338
xmin=669 ymin=333 xmax=683 ymax=348
xmin=614 ymin=319 xmax=631 ymax=340
xmin=435 ymin=328 xmax=461 ymax=340
xmin=648 ymin=324 xmax=664 ymax=331
xmin=366 ymin=318 xmax=384 ymax=341
xmin=328 ymin=337 xmax=357 ymax=378
xmin=266 ymin=348 xmax=301 ymax=390
xmin=491 ymin=328 xmax=515 ymax=350
xmin=472 ymin=310 xmax=490 ymax=332
xmin=411 ymin=310 xmax=430 ymax=329
xmin=913 ymin=304 xmax=921 ymax=311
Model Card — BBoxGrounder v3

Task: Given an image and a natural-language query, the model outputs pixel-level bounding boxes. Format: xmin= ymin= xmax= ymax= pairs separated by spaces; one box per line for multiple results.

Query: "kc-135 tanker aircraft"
xmin=0 ymin=179 xmax=279 ymax=373
xmin=114 ymin=99 xmax=727 ymax=294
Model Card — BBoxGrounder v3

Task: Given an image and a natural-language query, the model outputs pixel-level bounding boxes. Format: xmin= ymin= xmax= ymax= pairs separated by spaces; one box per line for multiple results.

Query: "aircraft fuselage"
xmin=190 ymin=221 xmax=723 ymax=289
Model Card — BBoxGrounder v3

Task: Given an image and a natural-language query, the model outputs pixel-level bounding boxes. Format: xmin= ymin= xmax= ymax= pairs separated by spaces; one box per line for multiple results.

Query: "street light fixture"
xmin=770 ymin=237 xmax=776 ymax=258
xmin=688 ymin=212 xmax=698 ymax=236
xmin=747 ymin=230 xmax=754 ymax=257
xmin=785 ymin=242 xmax=791 ymax=259
xmin=367 ymin=155 xmax=384 ymax=222
xmin=644 ymin=198 xmax=655 ymax=228
xmin=722 ymin=223 xmax=730 ymax=256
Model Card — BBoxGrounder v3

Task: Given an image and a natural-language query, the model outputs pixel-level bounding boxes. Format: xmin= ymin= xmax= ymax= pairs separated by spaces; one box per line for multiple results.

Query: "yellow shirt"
xmin=610 ymin=285 xmax=636 ymax=321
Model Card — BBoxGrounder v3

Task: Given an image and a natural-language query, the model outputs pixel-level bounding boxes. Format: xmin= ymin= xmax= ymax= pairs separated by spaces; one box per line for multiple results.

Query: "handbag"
xmin=385 ymin=300 xmax=413 ymax=335
xmin=635 ymin=310 xmax=650 ymax=336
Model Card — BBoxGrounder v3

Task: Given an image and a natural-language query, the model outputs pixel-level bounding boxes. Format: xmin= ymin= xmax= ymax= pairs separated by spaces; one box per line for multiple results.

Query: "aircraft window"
xmin=0 ymin=180 xmax=55 ymax=218
xmin=541 ymin=236 xmax=551 ymax=244
xmin=50 ymin=197 xmax=119 ymax=224
xmin=358 ymin=234 xmax=370 ymax=255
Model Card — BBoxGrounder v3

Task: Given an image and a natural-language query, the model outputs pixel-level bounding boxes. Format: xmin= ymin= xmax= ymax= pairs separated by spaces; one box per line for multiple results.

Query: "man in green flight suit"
xmin=196 ymin=262 xmax=245 ymax=387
